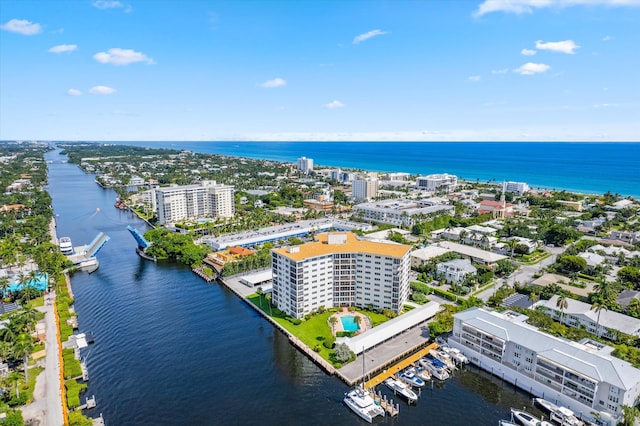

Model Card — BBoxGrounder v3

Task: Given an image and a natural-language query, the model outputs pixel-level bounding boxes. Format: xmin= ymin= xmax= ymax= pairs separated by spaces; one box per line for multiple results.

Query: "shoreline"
xmin=99 ymin=141 xmax=640 ymax=198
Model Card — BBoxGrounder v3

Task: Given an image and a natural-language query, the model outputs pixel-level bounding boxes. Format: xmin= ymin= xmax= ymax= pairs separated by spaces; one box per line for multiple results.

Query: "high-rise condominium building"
xmin=271 ymin=232 xmax=411 ymax=319
xmin=297 ymin=156 xmax=314 ymax=174
xmin=155 ymin=180 xmax=234 ymax=224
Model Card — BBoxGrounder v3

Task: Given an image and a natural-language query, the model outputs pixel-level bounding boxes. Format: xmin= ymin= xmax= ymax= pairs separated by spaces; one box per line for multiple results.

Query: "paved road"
xmin=23 ymin=293 xmax=65 ymax=426
xmin=475 ymin=247 xmax=564 ymax=302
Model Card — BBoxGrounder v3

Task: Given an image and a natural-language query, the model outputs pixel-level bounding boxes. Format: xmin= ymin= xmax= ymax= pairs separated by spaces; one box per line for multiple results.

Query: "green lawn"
xmin=24 ymin=367 xmax=43 ymax=404
xmin=63 ymin=348 xmax=82 ymax=379
xmin=65 ymin=379 xmax=87 ymax=409
xmin=247 ymin=294 xmax=391 ymax=364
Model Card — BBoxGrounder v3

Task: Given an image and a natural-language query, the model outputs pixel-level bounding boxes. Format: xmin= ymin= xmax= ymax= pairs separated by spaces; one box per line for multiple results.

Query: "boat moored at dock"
xmin=343 ymin=386 xmax=385 ymax=423
xmin=398 ymin=369 xmax=425 ymax=388
xmin=59 ymin=236 xmax=74 ymax=255
xmin=384 ymin=378 xmax=418 ymax=403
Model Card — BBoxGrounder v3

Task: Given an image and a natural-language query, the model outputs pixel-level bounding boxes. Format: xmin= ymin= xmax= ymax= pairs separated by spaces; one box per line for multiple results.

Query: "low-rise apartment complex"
xmin=271 ymin=233 xmax=411 ymax=319
xmin=353 ymin=198 xmax=454 ymax=227
xmin=450 ymin=308 xmax=640 ymax=426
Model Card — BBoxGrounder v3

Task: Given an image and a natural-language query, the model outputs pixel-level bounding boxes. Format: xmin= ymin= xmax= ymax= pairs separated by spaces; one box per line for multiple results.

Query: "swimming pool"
xmin=340 ymin=315 xmax=360 ymax=332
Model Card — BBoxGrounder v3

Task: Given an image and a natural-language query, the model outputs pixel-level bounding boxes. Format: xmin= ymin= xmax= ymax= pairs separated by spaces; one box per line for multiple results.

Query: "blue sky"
xmin=1 ymin=0 xmax=639 ymax=141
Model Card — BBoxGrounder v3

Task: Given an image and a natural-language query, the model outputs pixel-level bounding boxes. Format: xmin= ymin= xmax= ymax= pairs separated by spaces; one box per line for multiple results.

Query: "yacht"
xmin=343 ymin=386 xmax=385 ymax=423
xmin=420 ymin=356 xmax=450 ymax=381
xmin=442 ymin=346 xmax=469 ymax=364
xmin=510 ymin=408 xmax=553 ymax=426
xmin=344 ymin=347 xmax=385 ymax=422
xmin=409 ymin=365 xmax=431 ymax=382
xmin=430 ymin=348 xmax=456 ymax=370
xmin=398 ymin=369 xmax=425 ymax=388
xmin=534 ymin=398 xmax=584 ymax=426
xmin=384 ymin=377 xmax=418 ymax=403
xmin=59 ymin=237 xmax=74 ymax=255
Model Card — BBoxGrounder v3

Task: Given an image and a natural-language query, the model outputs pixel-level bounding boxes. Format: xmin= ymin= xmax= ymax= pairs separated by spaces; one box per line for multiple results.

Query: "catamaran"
xmin=343 ymin=349 xmax=385 ymax=423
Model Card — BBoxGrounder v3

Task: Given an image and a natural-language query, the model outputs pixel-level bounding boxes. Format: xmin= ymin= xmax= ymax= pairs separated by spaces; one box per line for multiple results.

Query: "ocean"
xmin=106 ymin=141 xmax=640 ymax=198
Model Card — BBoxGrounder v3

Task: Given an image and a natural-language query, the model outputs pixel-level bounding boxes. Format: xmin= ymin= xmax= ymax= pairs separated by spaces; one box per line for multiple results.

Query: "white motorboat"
xmin=343 ymin=386 xmax=385 ymax=423
xmin=384 ymin=377 xmax=418 ymax=403
xmin=442 ymin=346 xmax=469 ymax=364
xmin=534 ymin=398 xmax=584 ymax=426
xmin=409 ymin=365 xmax=431 ymax=382
xmin=510 ymin=408 xmax=553 ymax=426
xmin=59 ymin=237 xmax=74 ymax=255
xmin=398 ymin=369 xmax=425 ymax=387
xmin=499 ymin=421 xmax=519 ymax=426
xmin=420 ymin=357 xmax=450 ymax=381
xmin=430 ymin=348 xmax=456 ymax=370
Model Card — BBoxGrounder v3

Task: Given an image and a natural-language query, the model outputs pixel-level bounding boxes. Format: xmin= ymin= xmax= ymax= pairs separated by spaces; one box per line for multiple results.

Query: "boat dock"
xmin=365 ymin=342 xmax=439 ymax=389
xmin=76 ymin=395 xmax=96 ymax=410
xmin=371 ymin=389 xmax=400 ymax=416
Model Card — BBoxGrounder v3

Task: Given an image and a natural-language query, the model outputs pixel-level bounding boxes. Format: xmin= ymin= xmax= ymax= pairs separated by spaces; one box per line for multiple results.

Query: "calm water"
xmin=46 ymin=147 xmax=543 ymax=425
xmin=111 ymin=141 xmax=640 ymax=197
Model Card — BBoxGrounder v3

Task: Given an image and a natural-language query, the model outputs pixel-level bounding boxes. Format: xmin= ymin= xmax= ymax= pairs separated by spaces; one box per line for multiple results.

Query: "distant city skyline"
xmin=1 ymin=0 xmax=639 ymax=141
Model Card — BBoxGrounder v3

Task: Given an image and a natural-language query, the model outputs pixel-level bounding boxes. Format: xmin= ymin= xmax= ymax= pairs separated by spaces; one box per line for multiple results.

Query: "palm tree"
xmin=256 ymin=286 xmax=263 ymax=309
xmin=507 ymin=239 xmax=518 ymax=259
xmin=590 ymin=297 xmax=607 ymax=337
xmin=328 ymin=316 xmax=338 ymax=334
xmin=621 ymin=404 xmax=640 ymax=426
xmin=14 ymin=333 xmax=34 ymax=382
xmin=556 ymin=295 xmax=569 ymax=324
xmin=529 ymin=292 xmax=539 ymax=304
xmin=0 ymin=275 xmax=9 ymax=299
xmin=5 ymin=371 xmax=21 ymax=398
xmin=353 ymin=315 xmax=361 ymax=330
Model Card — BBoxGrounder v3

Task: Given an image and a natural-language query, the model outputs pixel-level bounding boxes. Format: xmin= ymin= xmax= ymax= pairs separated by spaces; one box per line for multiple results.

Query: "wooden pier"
xmin=370 ymin=389 xmax=400 ymax=416
xmin=364 ymin=342 xmax=438 ymax=389
xmin=81 ymin=360 xmax=89 ymax=381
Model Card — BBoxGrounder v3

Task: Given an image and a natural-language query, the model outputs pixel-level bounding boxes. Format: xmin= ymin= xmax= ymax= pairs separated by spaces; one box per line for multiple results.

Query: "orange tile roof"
xmin=272 ymin=232 xmax=411 ymax=261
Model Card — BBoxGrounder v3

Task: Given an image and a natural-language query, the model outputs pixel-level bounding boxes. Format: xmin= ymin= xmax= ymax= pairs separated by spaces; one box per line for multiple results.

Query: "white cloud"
xmin=0 ymin=19 xmax=42 ymax=35
xmin=324 ymin=100 xmax=345 ymax=109
xmin=535 ymin=39 xmax=579 ymax=54
xmin=468 ymin=75 xmax=481 ymax=81
xmin=491 ymin=68 xmax=509 ymax=74
xmin=475 ymin=0 xmax=640 ymax=16
xmin=89 ymin=86 xmax=116 ymax=95
xmin=67 ymin=89 xmax=82 ymax=96
xmin=93 ymin=48 xmax=154 ymax=65
xmin=93 ymin=0 xmax=132 ymax=12
xmin=602 ymin=35 xmax=614 ymax=41
xmin=513 ymin=62 xmax=551 ymax=75
xmin=521 ymin=48 xmax=536 ymax=56
xmin=260 ymin=78 xmax=286 ymax=88
xmin=592 ymin=103 xmax=618 ymax=108
xmin=353 ymin=29 xmax=388 ymax=44
xmin=48 ymin=44 xmax=77 ymax=53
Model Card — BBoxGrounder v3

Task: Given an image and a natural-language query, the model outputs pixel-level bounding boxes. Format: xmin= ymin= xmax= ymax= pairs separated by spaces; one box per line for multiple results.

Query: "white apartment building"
xmin=505 ymin=181 xmax=530 ymax=195
xmin=353 ymin=198 xmax=455 ymax=227
xmin=534 ymin=295 xmax=640 ymax=340
xmin=352 ymin=178 xmax=379 ymax=201
xmin=271 ymin=232 xmax=411 ymax=319
xmin=416 ymin=173 xmax=457 ymax=192
xmin=297 ymin=157 xmax=314 ymax=174
xmin=436 ymin=258 xmax=477 ymax=285
xmin=450 ymin=308 xmax=640 ymax=426
xmin=155 ymin=180 xmax=234 ymax=224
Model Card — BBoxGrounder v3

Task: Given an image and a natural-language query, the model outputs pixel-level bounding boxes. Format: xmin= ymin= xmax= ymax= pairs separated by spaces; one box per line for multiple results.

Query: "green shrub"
xmin=292 ymin=319 xmax=302 ymax=325
xmin=323 ymin=337 xmax=336 ymax=349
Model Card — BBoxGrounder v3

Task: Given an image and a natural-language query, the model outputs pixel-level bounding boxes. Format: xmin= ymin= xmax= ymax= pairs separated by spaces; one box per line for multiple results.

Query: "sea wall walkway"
xmin=216 ymin=272 xmax=434 ymax=386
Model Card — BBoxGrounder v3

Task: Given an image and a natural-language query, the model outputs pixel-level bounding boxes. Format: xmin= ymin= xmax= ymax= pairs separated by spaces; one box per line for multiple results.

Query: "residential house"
xmin=436 ymin=258 xmax=477 ymax=285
